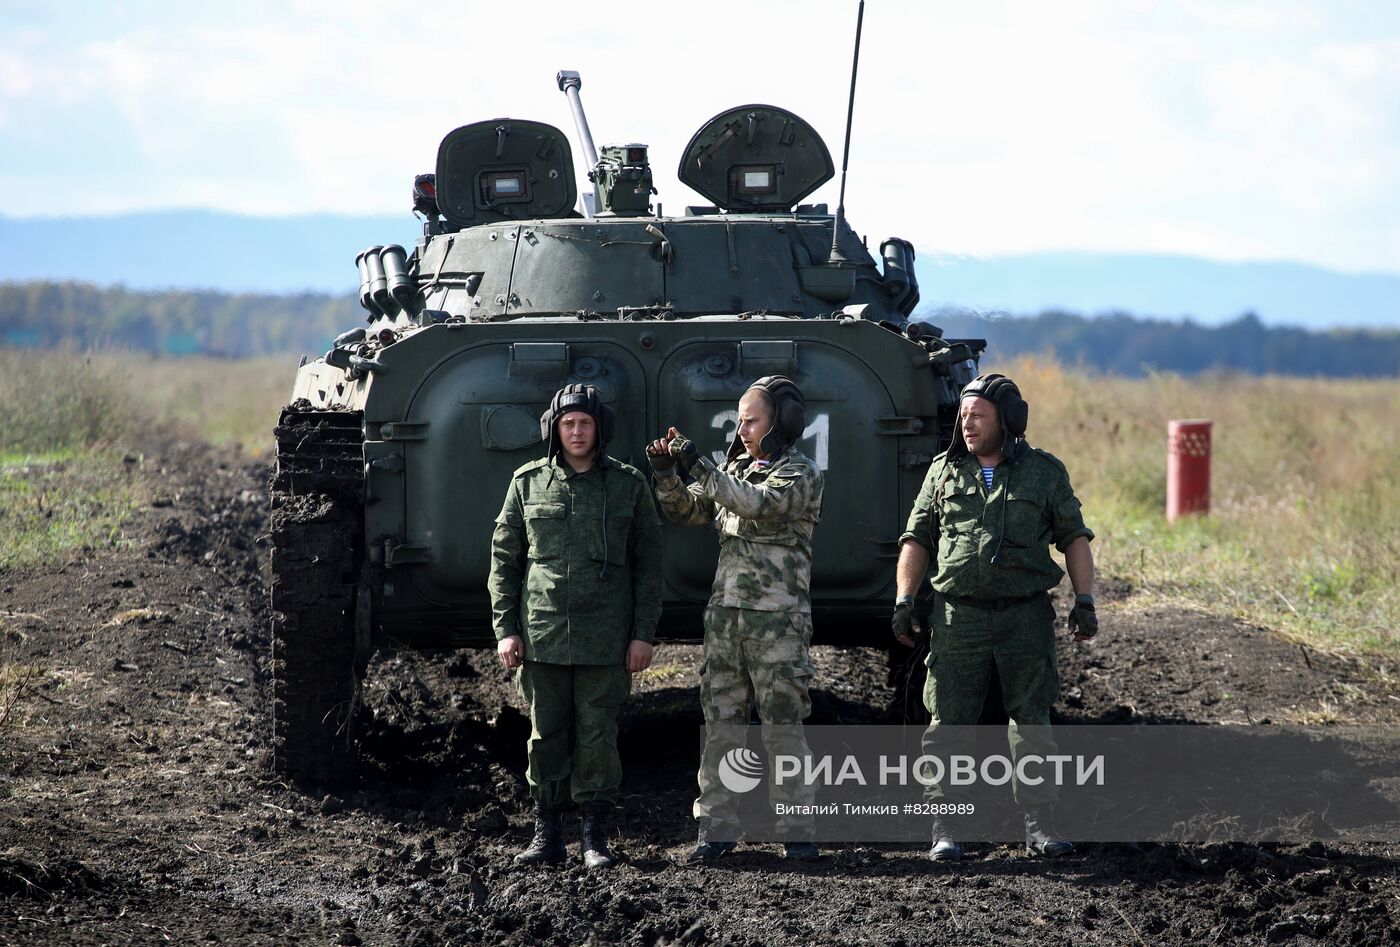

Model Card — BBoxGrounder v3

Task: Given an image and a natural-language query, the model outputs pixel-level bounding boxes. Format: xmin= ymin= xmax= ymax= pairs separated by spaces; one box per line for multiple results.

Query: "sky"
xmin=2 ymin=0 xmax=1398 ymax=275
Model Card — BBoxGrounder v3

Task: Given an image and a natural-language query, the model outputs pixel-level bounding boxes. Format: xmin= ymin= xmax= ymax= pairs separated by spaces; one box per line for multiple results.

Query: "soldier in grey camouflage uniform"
xmin=647 ymin=376 xmax=824 ymax=862
xmin=893 ymin=373 xmax=1098 ymax=861
xmin=490 ymin=384 xmax=663 ymax=869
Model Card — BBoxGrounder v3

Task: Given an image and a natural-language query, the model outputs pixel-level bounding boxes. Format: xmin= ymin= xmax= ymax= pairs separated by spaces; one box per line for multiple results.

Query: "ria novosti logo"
xmin=716 ymin=748 xmax=1106 ymax=793
xmin=717 ymin=748 xmax=764 ymax=793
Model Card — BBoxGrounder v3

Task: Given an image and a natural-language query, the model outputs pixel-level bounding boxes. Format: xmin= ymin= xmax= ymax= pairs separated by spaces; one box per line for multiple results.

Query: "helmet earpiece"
xmin=728 ymin=375 xmax=807 ymax=460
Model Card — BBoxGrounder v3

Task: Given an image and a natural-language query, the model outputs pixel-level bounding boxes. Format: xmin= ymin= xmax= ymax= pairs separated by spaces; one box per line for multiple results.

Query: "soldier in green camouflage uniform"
xmin=893 ymin=374 xmax=1098 ymax=861
xmin=489 ymin=384 xmax=663 ymax=869
xmin=647 ymin=376 xmax=824 ymax=862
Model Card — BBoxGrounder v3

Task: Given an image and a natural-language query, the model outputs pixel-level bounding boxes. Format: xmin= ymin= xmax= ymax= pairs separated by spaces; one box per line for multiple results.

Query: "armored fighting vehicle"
xmin=269 ymin=72 xmax=982 ymax=782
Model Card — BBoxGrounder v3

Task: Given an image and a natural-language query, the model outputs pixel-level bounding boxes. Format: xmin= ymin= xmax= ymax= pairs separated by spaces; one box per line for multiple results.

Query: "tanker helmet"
xmin=539 ymin=384 xmax=615 ymax=458
xmin=728 ymin=375 xmax=807 ymax=460
xmin=953 ymin=373 xmax=1028 ymax=459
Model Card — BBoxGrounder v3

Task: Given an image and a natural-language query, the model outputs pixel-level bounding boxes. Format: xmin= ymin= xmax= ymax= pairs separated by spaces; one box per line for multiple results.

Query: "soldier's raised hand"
xmin=666 ymin=428 xmax=699 ymax=473
xmin=646 ymin=429 xmax=676 ymax=473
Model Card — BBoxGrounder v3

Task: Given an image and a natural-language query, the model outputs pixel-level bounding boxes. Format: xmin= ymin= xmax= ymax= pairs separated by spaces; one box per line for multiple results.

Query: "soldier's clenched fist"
xmin=497 ymin=634 xmax=524 ymax=670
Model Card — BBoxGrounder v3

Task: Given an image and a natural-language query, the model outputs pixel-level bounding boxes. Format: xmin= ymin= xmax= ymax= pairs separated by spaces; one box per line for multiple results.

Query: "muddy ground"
xmin=2 ymin=441 xmax=1398 ymax=946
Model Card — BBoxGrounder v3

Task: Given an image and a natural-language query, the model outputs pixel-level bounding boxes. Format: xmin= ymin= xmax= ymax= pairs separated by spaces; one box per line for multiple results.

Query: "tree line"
xmin=931 ymin=308 xmax=1400 ymax=377
xmin=1 ymin=281 xmax=1397 ymax=376
xmin=0 ymin=281 xmax=356 ymax=358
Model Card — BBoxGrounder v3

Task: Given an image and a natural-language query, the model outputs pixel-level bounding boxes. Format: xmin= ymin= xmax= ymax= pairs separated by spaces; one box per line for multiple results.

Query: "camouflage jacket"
xmin=489 ymin=454 xmax=663 ymax=665
xmin=653 ymin=446 xmax=823 ymax=613
xmin=900 ymin=441 xmax=1093 ymax=601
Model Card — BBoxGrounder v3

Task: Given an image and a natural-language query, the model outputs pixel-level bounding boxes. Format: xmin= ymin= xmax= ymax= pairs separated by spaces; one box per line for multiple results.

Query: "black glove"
xmin=646 ymin=449 xmax=676 ymax=474
xmin=892 ymin=599 xmax=924 ymax=645
xmin=1067 ymin=594 xmax=1097 ymax=639
xmin=668 ymin=432 xmax=699 ymax=475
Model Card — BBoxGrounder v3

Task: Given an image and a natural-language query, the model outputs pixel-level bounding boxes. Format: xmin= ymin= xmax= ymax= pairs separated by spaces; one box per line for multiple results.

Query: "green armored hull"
xmin=269 ymin=81 xmax=981 ymax=781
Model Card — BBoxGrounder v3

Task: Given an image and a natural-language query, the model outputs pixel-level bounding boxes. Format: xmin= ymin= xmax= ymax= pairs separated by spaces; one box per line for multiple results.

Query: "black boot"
xmin=685 ymin=819 xmax=737 ymax=864
xmin=929 ymin=817 xmax=963 ymax=862
xmin=513 ymin=803 xmax=565 ymax=866
xmin=581 ymin=802 xmax=618 ymax=870
xmin=1024 ymin=807 xmax=1074 ymax=857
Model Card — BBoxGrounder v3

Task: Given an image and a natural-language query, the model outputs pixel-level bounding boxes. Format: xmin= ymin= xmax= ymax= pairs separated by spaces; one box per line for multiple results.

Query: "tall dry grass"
xmin=0 ymin=348 xmax=147 ymax=455
xmin=117 ymin=354 xmax=292 ymax=457
xmin=997 ymin=355 xmax=1400 ymax=653
xmin=0 ymin=349 xmax=149 ymax=569
xmin=0 ymin=348 xmax=292 ymax=457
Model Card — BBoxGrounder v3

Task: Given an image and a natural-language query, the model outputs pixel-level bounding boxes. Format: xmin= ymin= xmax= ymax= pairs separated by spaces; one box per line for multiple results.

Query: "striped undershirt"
xmin=981 ymin=466 xmax=995 ymax=490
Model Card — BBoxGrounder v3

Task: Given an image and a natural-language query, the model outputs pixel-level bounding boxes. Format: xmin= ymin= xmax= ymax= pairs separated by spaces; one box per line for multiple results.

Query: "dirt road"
xmin=2 ymin=443 xmax=1397 ymax=945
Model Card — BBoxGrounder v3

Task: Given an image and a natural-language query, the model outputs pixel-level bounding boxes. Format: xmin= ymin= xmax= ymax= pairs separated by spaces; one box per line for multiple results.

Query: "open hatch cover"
xmin=436 ymin=119 xmax=578 ymax=226
xmin=677 ymin=105 xmax=834 ymax=213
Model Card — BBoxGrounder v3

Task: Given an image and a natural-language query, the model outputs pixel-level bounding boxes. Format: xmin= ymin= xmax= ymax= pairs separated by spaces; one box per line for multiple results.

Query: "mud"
xmin=1 ymin=440 xmax=1397 ymax=945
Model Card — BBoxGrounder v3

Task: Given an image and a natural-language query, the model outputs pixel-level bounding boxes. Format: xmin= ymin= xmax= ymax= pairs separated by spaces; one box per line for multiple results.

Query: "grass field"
xmin=989 ymin=355 xmax=1400 ymax=655
xmin=1 ymin=347 xmax=1396 ymax=657
xmin=0 ymin=350 xmax=148 ymax=570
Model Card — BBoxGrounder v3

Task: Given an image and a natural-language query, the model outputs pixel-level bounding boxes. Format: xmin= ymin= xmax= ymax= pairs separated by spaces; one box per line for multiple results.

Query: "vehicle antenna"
xmin=829 ymin=0 xmax=865 ymax=263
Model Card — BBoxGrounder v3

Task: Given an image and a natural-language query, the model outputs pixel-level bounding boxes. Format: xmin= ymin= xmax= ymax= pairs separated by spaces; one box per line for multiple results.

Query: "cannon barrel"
xmin=556 ymin=70 xmax=599 ymax=218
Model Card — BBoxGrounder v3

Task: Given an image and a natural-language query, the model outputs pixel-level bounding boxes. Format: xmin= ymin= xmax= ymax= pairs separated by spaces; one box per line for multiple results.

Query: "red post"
xmin=1167 ymin=419 xmax=1212 ymax=521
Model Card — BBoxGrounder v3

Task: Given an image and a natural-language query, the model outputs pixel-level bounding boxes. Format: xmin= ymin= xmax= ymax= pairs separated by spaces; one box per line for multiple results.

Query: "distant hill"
xmin=2 ymin=281 xmax=1397 ymax=377
xmin=0 ymin=211 xmax=419 ymax=295
xmin=921 ymin=251 xmax=1400 ymax=331
xmin=2 ymin=211 xmax=1398 ymax=329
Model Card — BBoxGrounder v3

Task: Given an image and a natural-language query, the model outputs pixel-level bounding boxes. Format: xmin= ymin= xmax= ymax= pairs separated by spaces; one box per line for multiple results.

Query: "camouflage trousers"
xmin=517 ymin=661 xmax=631 ymax=810
xmin=694 ymin=605 xmax=816 ymax=839
xmin=921 ymin=592 xmax=1061 ymax=808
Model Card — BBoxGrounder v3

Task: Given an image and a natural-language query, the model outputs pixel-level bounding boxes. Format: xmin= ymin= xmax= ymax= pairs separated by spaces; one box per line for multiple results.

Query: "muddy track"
xmin=269 ymin=407 xmax=365 ymax=784
xmin=1 ymin=441 xmax=1397 ymax=946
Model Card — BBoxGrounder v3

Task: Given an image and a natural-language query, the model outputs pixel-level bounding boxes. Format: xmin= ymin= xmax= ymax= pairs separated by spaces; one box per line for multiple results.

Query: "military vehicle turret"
xmin=269 ymin=72 xmax=983 ymax=782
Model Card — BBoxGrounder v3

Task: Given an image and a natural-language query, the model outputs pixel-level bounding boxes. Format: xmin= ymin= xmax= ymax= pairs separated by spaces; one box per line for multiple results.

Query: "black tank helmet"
xmin=538 ymin=383 xmax=616 ymax=459
xmin=950 ymin=373 xmax=1028 ymax=461
xmin=727 ymin=375 xmax=807 ymax=461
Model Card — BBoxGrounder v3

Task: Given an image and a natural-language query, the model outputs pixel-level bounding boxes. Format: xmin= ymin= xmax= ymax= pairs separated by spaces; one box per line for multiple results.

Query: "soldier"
xmin=489 ymin=384 xmax=663 ymax=869
xmin=646 ymin=376 xmax=824 ymax=862
xmin=892 ymin=373 xmax=1098 ymax=861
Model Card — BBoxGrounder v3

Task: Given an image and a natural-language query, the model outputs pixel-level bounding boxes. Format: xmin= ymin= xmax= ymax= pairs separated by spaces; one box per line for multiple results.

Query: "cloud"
xmin=0 ymin=0 xmax=1396 ymax=272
